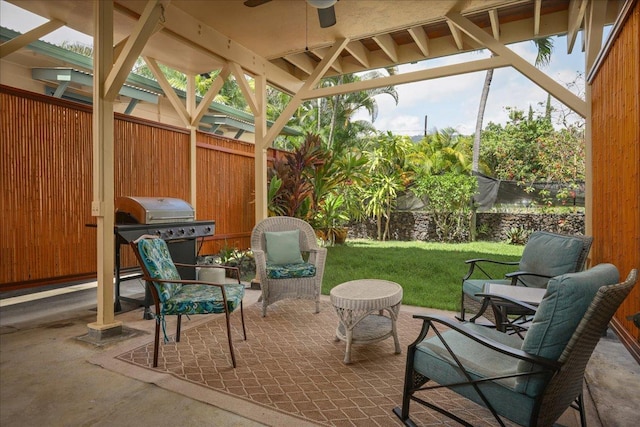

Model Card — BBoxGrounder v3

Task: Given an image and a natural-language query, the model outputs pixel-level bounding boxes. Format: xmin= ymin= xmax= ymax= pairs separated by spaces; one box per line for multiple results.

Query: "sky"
xmin=1 ymin=0 xmax=587 ymax=136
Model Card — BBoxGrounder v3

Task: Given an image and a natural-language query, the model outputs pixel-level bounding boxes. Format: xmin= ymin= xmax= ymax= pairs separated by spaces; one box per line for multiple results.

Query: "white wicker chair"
xmin=251 ymin=216 xmax=327 ymax=317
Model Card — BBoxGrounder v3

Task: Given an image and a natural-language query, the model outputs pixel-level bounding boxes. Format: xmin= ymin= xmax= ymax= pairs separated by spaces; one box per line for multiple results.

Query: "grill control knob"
xmin=189 ymin=227 xmax=196 ymax=234
xmin=205 ymin=227 xmax=212 ymax=233
xmin=177 ymin=228 xmax=185 ymax=235
xmin=155 ymin=230 xmax=162 ymax=237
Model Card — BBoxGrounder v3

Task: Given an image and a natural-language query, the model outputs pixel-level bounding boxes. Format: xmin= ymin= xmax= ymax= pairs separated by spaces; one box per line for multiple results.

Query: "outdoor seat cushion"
xmin=516 ymin=263 xmax=620 ymax=396
xmin=266 ymin=262 xmax=316 ymax=279
xmin=517 ymin=231 xmax=584 ymax=288
xmin=414 ymin=322 xmax=535 ymax=427
xmin=463 ymin=279 xmax=510 ymax=302
xmin=136 ymin=237 xmax=183 ymax=302
xmin=162 ymin=283 xmax=245 ymax=316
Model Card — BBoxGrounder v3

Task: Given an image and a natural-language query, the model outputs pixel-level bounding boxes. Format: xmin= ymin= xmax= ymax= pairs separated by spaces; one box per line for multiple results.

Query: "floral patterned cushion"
xmin=162 ymin=283 xmax=245 ymax=316
xmin=137 ymin=238 xmax=182 ymax=302
xmin=266 ymin=262 xmax=316 ymax=279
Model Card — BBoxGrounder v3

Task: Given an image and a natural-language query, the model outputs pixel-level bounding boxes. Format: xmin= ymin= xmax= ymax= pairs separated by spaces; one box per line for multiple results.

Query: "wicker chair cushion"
xmin=414 ymin=323 xmax=533 ymax=426
xmin=462 ymin=279 xmax=510 ymax=302
xmin=137 ymin=238 xmax=182 ymax=302
xmin=518 ymin=231 xmax=584 ymax=288
xmin=516 ymin=263 xmax=620 ymax=396
xmin=162 ymin=283 xmax=245 ymax=316
xmin=266 ymin=262 xmax=316 ymax=279
xmin=265 ymin=230 xmax=304 ymax=265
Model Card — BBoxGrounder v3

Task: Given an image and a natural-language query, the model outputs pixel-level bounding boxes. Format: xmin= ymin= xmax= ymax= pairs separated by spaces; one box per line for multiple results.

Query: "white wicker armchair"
xmin=251 ymin=216 xmax=327 ymax=317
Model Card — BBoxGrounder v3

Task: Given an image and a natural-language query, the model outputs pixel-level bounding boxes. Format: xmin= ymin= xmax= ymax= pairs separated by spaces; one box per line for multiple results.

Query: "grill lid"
xmin=115 ymin=196 xmax=195 ymax=224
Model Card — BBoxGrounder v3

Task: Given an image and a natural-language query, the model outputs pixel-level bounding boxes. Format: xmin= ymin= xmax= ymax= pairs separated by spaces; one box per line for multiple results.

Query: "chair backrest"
xmin=251 ymin=216 xmax=319 ymax=255
xmin=536 ymin=268 xmax=637 ymax=426
xmin=130 ymin=236 xmax=182 ymax=302
xmin=518 ymin=231 xmax=592 ymax=288
xmin=515 ymin=263 xmax=621 ymax=396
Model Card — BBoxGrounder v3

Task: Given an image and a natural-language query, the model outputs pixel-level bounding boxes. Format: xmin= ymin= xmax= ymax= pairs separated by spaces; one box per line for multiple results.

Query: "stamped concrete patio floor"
xmin=1 ymin=284 xmax=638 ymax=426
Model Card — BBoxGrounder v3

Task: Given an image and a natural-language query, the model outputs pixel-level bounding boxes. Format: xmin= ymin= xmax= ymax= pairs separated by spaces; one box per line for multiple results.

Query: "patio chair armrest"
xmin=144 ymin=276 xmax=226 ymax=289
xmin=505 ymin=270 xmax=553 ymax=286
xmin=307 ymin=247 xmax=327 ymax=265
xmin=411 ymin=314 xmax=560 ymax=369
xmin=463 ymin=258 xmax=519 ymax=281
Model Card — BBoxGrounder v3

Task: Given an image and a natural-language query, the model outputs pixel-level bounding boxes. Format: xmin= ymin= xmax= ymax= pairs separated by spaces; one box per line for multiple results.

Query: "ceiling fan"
xmin=244 ymin=0 xmax=337 ymax=28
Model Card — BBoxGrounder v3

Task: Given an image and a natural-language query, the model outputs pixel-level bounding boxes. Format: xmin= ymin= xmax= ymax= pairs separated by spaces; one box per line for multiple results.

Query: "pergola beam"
xmin=445 ymin=11 xmax=587 ymax=118
xmin=143 ymin=56 xmax=191 ymax=126
xmin=306 ymin=56 xmax=510 ymax=99
xmin=0 ymin=19 xmax=64 ymax=58
xmin=567 ymin=0 xmax=588 ymax=54
xmin=264 ymin=38 xmax=349 ymax=146
xmin=191 ymin=65 xmax=230 ymax=126
xmin=104 ymin=0 xmax=165 ymax=101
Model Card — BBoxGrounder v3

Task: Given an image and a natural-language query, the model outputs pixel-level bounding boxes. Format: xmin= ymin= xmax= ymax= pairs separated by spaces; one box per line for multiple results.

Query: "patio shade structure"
xmin=0 ymin=0 xmax=632 ymax=338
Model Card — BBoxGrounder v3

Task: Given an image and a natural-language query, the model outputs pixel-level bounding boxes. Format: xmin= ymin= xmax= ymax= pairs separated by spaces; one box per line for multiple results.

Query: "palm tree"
xmin=472 ymin=37 xmax=554 ymax=172
xmin=319 ymin=69 xmax=399 ymax=150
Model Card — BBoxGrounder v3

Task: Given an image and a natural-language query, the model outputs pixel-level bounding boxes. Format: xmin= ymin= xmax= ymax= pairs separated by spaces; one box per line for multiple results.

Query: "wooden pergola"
xmin=1 ymin=0 xmax=637 ymax=356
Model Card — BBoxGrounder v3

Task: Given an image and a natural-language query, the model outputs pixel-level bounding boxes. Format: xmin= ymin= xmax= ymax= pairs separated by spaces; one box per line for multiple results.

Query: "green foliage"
xmin=323 ymin=239 xmax=523 ymax=311
xmin=413 ymin=173 xmax=478 ymax=242
xmin=505 ymin=226 xmax=531 ymax=245
xmin=409 ymin=127 xmax=473 ymax=176
xmin=480 ymin=105 xmax=585 ymax=207
xmin=358 ymin=132 xmax=413 ymax=240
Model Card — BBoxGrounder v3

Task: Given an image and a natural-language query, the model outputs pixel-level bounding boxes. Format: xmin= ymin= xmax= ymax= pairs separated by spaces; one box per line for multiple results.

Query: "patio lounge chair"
xmin=460 ymin=231 xmax=593 ymax=325
xmin=251 ymin=216 xmax=327 ymax=317
xmin=394 ymin=264 xmax=637 ymax=427
xmin=130 ymin=235 xmax=246 ymax=368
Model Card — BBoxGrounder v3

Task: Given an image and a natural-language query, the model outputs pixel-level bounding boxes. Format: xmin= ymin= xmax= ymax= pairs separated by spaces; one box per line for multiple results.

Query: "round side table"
xmin=330 ymin=279 xmax=403 ymax=364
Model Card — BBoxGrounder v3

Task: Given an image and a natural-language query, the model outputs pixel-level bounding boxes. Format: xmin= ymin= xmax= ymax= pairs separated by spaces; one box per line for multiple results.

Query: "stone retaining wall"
xmin=348 ymin=212 xmax=585 ymax=242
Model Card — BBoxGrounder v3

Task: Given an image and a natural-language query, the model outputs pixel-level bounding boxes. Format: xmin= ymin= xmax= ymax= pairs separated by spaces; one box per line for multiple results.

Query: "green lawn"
xmin=322 ymin=239 xmax=524 ymax=312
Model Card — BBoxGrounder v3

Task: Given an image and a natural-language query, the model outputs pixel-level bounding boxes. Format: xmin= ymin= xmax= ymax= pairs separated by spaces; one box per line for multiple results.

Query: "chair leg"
xmin=153 ymin=320 xmax=160 ymax=368
xmin=176 ymin=314 xmax=182 ymax=342
xmin=262 ymin=299 xmax=268 ymax=317
xmin=224 ymin=308 xmax=237 ymax=368
xmin=459 ymin=290 xmax=466 ymax=321
xmin=315 ymin=299 xmax=320 ymax=314
xmin=576 ymin=393 xmax=586 ymax=427
xmin=240 ymin=302 xmax=247 ymax=340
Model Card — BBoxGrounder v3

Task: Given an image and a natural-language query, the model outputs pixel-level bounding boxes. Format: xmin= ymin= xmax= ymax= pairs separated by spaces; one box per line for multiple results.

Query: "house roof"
xmin=0 ymin=26 xmax=302 ymax=136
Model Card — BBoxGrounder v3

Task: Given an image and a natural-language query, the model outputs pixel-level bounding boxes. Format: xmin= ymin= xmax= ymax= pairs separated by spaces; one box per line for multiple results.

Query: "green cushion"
xmin=518 ymin=231 xmax=585 ymax=288
xmin=264 ymin=230 xmax=304 ymax=265
xmin=266 ymin=262 xmax=316 ymax=279
xmin=516 ymin=263 xmax=620 ymax=396
xmin=162 ymin=283 xmax=245 ymax=316
xmin=414 ymin=323 xmax=534 ymax=426
xmin=137 ymin=238 xmax=182 ymax=302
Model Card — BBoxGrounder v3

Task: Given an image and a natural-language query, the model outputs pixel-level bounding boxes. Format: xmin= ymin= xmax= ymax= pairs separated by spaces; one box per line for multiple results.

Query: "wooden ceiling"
xmin=6 ymin=0 xmax=620 ymax=94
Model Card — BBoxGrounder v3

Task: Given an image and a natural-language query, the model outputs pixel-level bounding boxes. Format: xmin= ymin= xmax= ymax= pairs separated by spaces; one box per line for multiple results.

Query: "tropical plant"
xmin=359 ymin=132 xmax=412 ymax=240
xmin=409 ymin=127 xmax=473 ymax=176
xmin=413 ymin=173 xmax=478 ymax=242
xmin=505 ymin=226 xmax=531 ymax=245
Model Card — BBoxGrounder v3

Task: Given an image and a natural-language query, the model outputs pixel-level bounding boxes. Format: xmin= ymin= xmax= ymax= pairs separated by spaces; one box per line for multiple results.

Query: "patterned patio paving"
xmin=111 ymin=299 xmax=513 ymax=426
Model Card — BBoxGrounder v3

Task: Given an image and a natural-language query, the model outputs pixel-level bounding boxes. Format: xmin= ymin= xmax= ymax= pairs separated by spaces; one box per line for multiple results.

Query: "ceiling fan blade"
xmin=317 ymin=5 xmax=336 ymax=28
xmin=244 ymin=0 xmax=272 ymax=7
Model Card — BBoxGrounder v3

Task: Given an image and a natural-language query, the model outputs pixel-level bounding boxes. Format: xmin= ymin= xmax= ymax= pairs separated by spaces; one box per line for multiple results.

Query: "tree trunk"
xmin=472 ymin=67 xmax=494 ymax=172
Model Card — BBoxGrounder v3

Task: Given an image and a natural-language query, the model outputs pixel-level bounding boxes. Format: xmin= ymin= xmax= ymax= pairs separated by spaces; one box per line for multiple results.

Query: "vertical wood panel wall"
xmin=590 ymin=2 xmax=640 ymax=351
xmin=1 ymin=87 xmax=95 ymax=287
xmin=0 ymin=86 xmax=265 ymax=290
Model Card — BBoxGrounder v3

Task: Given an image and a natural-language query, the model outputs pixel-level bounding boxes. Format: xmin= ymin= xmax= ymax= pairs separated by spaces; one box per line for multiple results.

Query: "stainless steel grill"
xmin=113 ymin=196 xmax=215 ymax=318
